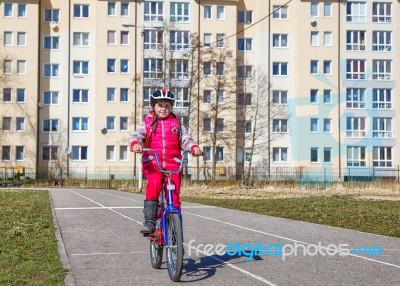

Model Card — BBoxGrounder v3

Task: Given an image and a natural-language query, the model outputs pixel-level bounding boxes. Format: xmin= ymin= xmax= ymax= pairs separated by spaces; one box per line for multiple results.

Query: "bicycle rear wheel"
xmin=150 ymin=237 xmax=163 ymax=269
xmin=166 ymin=213 xmax=183 ymax=282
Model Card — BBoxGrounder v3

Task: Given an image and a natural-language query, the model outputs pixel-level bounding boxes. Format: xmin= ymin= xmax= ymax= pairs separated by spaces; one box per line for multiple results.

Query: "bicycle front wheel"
xmin=166 ymin=213 xmax=184 ymax=282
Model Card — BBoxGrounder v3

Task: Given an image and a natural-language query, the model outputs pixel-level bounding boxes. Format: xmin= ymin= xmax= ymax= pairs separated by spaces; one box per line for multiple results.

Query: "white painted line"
xmin=183 ymin=242 xmax=278 ymax=286
xmin=71 ymin=252 xmax=147 ymax=256
xmin=184 ymin=212 xmax=400 ymax=270
xmin=55 ymin=206 xmax=143 ymax=210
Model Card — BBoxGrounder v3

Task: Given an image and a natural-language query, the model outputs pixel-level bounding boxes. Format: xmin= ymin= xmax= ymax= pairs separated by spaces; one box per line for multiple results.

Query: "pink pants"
xmin=143 ymin=163 xmax=182 ymax=211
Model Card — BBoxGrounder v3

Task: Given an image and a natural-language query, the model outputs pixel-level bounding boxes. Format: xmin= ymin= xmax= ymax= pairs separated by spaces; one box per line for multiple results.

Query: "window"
xmin=144 ymin=29 xmax=163 ymax=50
xmin=373 ymin=60 xmax=391 ymax=80
xmin=237 ymin=93 xmax=252 ymax=106
xmin=372 ymin=2 xmax=392 ymax=23
xmin=73 ymin=89 xmax=89 ymax=103
xmin=106 ymin=145 xmax=115 ymax=161
xmin=310 ymin=31 xmax=319 ymax=46
xmin=2 ymin=146 xmax=11 ymax=161
xmin=4 ymin=3 xmax=13 ymax=17
xmin=310 ymin=89 xmax=318 ymax=104
xmin=120 ymin=117 xmax=129 ymax=131
xmin=44 ymin=9 xmax=60 ymax=22
xmin=42 ymin=146 xmax=58 ymax=161
xmin=120 ymin=88 xmax=129 ymax=102
xmin=323 ymin=118 xmax=331 ymax=133
xmin=346 ymin=2 xmax=366 ymax=22
xmin=216 ymin=147 xmax=224 ymax=162
xmin=120 ymin=145 xmax=128 ymax=161
xmin=4 ymin=60 xmax=12 ymax=74
xmin=3 ymin=89 xmax=12 ymax=102
xmin=203 ymin=118 xmax=211 ymax=132
xmin=347 ymin=146 xmax=366 ymax=167
xmin=2 ymin=117 xmax=11 ymax=131
xmin=217 ymin=90 xmax=224 ymax=103
xmin=324 ymin=32 xmax=332 ymax=46
xmin=273 ymin=5 xmax=288 ymax=19
xmin=107 ymin=59 xmax=116 ymax=73
xmin=217 ymin=6 xmax=225 ymax=20
xmin=323 ymin=90 xmax=331 ymax=104
xmin=311 ymin=147 xmax=319 ymax=163
xmin=273 ymin=148 xmax=288 ymax=163
xmin=170 ymin=2 xmax=189 ymax=22
xmin=204 ymin=5 xmax=211 ymax=19
xmin=203 ymin=90 xmax=211 ymax=103
xmin=108 ymin=2 xmax=116 ymax=16
xmin=273 ymin=34 xmax=288 ymax=48
xmin=172 ymin=87 xmax=189 ymax=107
xmin=17 ymin=32 xmax=26 ymax=46
xmin=323 ymin=60 xmax=332 ymax=75
xmin=203 ymin=33 xmax=211 ymax=48
xmin=143 ymin=58 xmax=163 ymax=79
xmin=238 ymin=38 xmax=253 ymax=51
xmin=216 ymin=62 xmax=224 ymax=76
xmin=216 ymin=33 xmax=225 ymax=48
xmin=273 ymin=90 xmax=288 ymax=105
xmin=310 ymin=60 xmax=319 ymax=74
xmin=346 ymin=30 xmax=365 ymax=51
xmin=73 ymin=61 xmax=89 ymax=75
xmin=216 ymin=118 xmax=224 ymax=132
xmin=346 ymin=88 xmax=365 ymax=108
xmin=17 ymin=89 xmax=25 ymax=103
xmin=107 ymin=88 xmax=116 ymax=102
xmin=121 ymin=3 xmax=129 ymax=16
xmin=44 ymin=36 xmax=60 ymax=50
xmin=373 ymin=31 xmax=391 ymax=52
xmin=273 ymin=62 xmax=288 ymax=76
xmin=346 ymin=117 xmax=366 ymax=137
xmin=324 ymin=2 xmax=332 ymax=17
xmin=74 ymin=4 xmax=89 ymax=18
xmin=238 ymin=65 xmax=252 ymax=79
xmin=373 ymin=117 xmax=392 ymax=138
xmin=170 ymin=31 xmax=189 ymax=51
xmin=73 ymin=32 xmax=90 ymax=46
xmin=43 ymin=119 xmax=59 ymax=133
xmin=203 ymin=146 xmax=211 ymax=162
xmin=43 ymin=91 xmax=59 ymax=105
xmin=143 ymin=87 xmax=160 ymax=107
xmin=372 ymin=89 xmax=391 ymax=109
xmin=120 ymin=59 xmax=129 ymax=73
xmin=4 ymin=31 xmax=12 ymax=46
xmin=311 ymin=2 xmax=319 ymax=17
xmin=43 ymin=64 xmax=59 ymax=77
xmin=238 ymin=11 xmax=252 ymax=24
xmin=17 ymin=60 xmax=26 ymax=75
xmin=310 ymin=118 xmax=319 ymax=133
xmin=107 ymin=116 xmax=115 ymax=130
xmin=16 ymin=146 xmax=24 ymax=161
xmin=244 ymin=149 xmax=252 ymax=163
xmin=72 ymin=117 xmax=88 ymax=132
xmin=171 ymin=59 xmax=189 ymax=79
xmin=121 ymin=31 xmax=129 ymax=45
xmin=373 ymin=147 xmax=392 ymax=167
xmin=237 ymin=120 xmax=252 ymax=134
xmin=273 ymin=119 xmax=288 ymax=133
xmin=71 ymin=146 xmax=88 ymax=161
xmin=144 ymin=1 xmax=163 ymax=22
xmin=324 ymin=148 xmax=332 ymax=163
xmin=107 ymin=30 xmax=116 ymax=45
xmin=18 ymin=4 xmax=27 ymax=18
xmin=346 ymin=59 xmax=366 ymax=79
xmin=203 ymin=61 xmax=211 ymax=76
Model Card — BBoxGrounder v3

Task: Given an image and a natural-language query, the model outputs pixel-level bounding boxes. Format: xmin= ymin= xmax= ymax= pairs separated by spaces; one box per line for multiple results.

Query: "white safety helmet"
xmin=150 ymin=88 xmax=175 ymax=106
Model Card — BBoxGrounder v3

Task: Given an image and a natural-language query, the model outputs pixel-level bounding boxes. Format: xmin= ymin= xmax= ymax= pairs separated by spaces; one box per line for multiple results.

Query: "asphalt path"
xmin=49 ymin=188 xmax=400 ymax=286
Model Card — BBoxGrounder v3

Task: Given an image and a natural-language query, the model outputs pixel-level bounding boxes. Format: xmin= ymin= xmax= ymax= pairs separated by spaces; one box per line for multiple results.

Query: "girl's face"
xmin=154 ymin=100 xmax=172 ymax=118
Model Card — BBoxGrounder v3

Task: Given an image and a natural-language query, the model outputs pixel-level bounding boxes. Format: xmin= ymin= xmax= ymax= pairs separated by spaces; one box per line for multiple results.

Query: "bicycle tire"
xmin=150 ymin=237 xmax=163 ymax=269
xmin=166 ymin=213 xmax=184 ymax=282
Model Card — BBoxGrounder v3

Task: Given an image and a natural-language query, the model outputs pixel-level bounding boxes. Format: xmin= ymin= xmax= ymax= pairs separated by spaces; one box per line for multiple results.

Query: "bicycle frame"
xmin=143 ymin=148 xmax=191 ymax=246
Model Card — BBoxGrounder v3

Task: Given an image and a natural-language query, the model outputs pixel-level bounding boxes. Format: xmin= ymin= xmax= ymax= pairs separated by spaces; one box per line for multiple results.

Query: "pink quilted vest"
xmin=143 ymin=113 xmax=181 ymax=169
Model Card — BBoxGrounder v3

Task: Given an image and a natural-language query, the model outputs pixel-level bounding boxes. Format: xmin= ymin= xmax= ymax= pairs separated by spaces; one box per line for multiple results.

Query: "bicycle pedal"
xmin=142 ymin=233 xmax=150 ymax=237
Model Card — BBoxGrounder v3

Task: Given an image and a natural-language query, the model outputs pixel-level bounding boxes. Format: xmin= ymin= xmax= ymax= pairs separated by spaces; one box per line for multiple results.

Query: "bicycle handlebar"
xmin=142 ymin=148 xmax=192 ymax=174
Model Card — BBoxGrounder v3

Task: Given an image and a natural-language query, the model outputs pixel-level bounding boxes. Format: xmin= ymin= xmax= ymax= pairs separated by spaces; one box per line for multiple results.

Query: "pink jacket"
xmin=129 ymin=111 xmax=198 ymax=169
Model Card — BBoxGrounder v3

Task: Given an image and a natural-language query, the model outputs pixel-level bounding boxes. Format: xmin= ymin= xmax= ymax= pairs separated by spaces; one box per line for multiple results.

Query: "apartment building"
xmin=1 ymin=0 xmax=398 ymax=180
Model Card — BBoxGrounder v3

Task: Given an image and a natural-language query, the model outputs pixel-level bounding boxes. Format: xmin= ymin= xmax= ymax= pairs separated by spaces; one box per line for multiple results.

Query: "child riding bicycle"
xmin=129 ymin=88 xmax=202 ymax=234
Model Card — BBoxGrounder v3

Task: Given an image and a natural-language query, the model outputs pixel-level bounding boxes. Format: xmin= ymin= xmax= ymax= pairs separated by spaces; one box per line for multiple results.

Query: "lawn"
xmin=0 ymin=189 xmax=65 ymax=286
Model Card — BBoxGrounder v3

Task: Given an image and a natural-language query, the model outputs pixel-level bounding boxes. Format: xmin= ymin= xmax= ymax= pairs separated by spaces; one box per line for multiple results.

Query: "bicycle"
xmin=142 ymin=148 xmax=192 ymax=282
